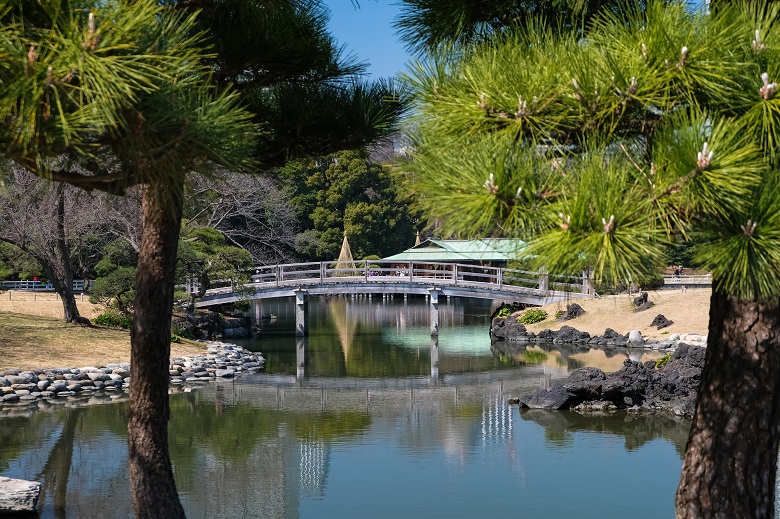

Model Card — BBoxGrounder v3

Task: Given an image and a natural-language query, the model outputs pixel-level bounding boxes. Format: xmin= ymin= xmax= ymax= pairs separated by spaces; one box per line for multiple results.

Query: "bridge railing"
xmin=219 ymin=260 xmax=588 ymax=296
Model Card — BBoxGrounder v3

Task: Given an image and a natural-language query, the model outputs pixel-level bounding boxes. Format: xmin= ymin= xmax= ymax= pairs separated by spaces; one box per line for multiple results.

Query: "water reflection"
xmin=0 ymin=382 xmax=690 ymax=519
xmin=0 ymin=299 xmax=692 ymax=518
xmin=236 ymin=296 xmax=662 ymax=379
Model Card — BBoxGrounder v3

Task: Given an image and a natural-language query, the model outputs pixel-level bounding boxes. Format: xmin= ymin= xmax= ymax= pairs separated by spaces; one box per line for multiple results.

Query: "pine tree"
xmin=0 ymin=0 xmax=405 ymax=516
xmin=398 ymin=1 xmax=780 ymax=516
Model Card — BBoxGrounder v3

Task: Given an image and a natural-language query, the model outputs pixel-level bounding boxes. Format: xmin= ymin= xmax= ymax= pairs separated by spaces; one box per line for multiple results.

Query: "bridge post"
xmin=538 ymin=267 xmax=549 ymax=293
xmin=430 ymin=335 xmax=439 ymax=380
xmin=296 ymin=336 xmax=308 ymax=380
xmin=582 ymin=269 xmax=593 ymax=295
xmin=294 ymin=290 xmax=308 ymax=337
xmin=428 ymin=288 xmax=440 ymax=336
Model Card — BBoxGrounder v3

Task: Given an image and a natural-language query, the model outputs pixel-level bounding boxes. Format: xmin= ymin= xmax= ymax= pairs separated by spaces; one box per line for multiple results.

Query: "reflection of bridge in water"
xmin=196 ymin=260 xmax=594 ymax=336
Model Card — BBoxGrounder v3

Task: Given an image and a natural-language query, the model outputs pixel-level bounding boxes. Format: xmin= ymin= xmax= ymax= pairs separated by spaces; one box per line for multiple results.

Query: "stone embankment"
xmin=491 ymin=305 xmax=708 ymax=417
xmin=490 ymin=316 xmax=707 ymax=350
xmin=518 ymin=344 xmax=705 ymax=416
xmin=0 ymin=342 xmax=264 ymax=407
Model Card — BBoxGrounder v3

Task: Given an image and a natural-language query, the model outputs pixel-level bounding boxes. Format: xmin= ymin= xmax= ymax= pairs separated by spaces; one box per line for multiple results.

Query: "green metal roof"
xmin=382 ymin=238 xmax=526 ymax=263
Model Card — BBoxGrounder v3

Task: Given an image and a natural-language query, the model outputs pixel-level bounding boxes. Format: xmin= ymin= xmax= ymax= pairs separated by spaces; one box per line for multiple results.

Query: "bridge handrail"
xmin=200 ymin=260 xmax=593 ymax=299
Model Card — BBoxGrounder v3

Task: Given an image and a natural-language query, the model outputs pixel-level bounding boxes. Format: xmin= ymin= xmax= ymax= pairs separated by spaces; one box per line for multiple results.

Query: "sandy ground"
xmin=0 ymin=291 xmax=206 ymax=371
xmin=521 ymin=287 xmax=711 ymax=339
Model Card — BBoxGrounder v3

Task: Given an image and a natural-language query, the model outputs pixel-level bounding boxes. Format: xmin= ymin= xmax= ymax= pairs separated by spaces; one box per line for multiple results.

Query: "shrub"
xmin=554 ymin=310 xmax=565 ymax=319
xmin=94 ymin=309 xmax=133 ymax=329
xmin=496 ymin=306 xmax=512 ymax=318
xmin=518 ymin=309 xmax=548 ymax=324
xmin=655 ymin=353 xmax=672 ymax=369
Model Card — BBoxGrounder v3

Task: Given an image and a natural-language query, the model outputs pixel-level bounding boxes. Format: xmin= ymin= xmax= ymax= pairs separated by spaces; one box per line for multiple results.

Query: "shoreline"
xmin=0 ymin=342 xmax=264 ymax=412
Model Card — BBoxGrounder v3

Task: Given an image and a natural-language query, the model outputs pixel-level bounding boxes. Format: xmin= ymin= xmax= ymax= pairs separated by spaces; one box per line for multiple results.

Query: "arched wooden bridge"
xmin=195 ymin=261 xmax=594 ymax=337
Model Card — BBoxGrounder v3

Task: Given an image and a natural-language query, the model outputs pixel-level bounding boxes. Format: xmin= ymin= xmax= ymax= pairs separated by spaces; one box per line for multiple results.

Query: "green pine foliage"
xmin=400 ymin=0 xmax=780 ymax=299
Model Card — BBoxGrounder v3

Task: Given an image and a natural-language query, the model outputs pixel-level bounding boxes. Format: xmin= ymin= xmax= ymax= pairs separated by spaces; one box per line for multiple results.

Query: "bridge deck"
xmin=195 ymin=260 xmax=593 ymax=307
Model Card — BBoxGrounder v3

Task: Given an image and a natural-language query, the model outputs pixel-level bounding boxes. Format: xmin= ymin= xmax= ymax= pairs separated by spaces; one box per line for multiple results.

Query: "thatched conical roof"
xmin=336 ymin=231 xmax=356 ymax=270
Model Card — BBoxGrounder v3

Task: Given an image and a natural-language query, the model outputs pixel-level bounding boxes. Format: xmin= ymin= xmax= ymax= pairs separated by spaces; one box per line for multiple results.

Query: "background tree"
xmin=186 ymin=172 xmax=300 ymax=264
xmin=279 ymin=150 xmax=417 ymax=260
xmin=89 ymin=239 xmax=138 ymax=314
xmin=0 ymin=163 xmax=103 ymax=323
xmin=397 ymin=1 xmax=780 ymax=516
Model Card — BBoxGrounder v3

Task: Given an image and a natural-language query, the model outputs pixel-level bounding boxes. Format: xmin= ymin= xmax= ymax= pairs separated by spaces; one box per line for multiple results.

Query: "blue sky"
xmin=325 ymin=1 xmax=411 ymax=79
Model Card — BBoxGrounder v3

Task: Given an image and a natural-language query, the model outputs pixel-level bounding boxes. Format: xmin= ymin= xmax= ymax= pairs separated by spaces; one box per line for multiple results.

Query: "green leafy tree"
xmin=279 ymin=150 xmax=416 ymax=259
xmin=398 ymin=1 xmax=780 ymax=516
xmin=89 ymin=239 xmax=138 ymax=313
xmin=177 ymin=225 xmax=253 ymax=304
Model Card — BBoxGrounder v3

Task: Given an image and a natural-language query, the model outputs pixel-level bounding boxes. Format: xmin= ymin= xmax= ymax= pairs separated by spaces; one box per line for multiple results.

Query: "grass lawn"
xmin=0 ymin=309 xmax=205 ymax=371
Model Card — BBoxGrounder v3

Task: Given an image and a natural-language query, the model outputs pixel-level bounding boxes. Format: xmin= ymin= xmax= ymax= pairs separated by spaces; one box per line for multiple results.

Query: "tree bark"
xmin=128 ymin=178 xmax=186 ymax=518
xmin=676 ymin=288 xmax=780 ymax=518
xmin=53 ymin=186 xmax=81 ymax=324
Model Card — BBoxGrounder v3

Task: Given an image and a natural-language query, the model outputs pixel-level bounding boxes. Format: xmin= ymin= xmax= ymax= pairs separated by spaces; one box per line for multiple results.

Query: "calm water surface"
xmin=1 ymin=297 xmax=688 ymax=518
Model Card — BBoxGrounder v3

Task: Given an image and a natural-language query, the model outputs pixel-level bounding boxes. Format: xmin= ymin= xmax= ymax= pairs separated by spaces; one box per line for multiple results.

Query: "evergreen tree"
xmin=398 ymin=1 xmax=780 ymax=516
xmin=0 ymin=0 xmax=405 ymax=516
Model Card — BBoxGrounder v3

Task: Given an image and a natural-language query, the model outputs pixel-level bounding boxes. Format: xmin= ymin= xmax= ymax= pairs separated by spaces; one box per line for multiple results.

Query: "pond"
xmin=1 ymin=296 xmax=690 ymax=518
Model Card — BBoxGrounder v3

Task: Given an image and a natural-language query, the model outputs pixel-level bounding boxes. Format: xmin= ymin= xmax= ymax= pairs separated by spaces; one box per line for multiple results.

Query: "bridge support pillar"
xmin=428 ymin=288 xmax=440 ymax=336
xmin=294 ymin=290 xmax=308 ymax=337
xmin=296 ymin=336 xmax=308 ymax=380
xmin=430 ymin=335 xmax=439 ymax=380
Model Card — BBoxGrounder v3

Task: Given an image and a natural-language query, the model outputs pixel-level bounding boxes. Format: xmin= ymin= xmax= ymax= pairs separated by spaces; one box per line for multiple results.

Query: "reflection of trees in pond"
xmin=520 ymin=409 xmax=690 ymax=456
xmin=169 ymin=394 xmax=372 ymax=463
xmin=38 ymin=409 xmax=83 ymax=518
xmin=522 ymin=350 xmax=548 ymax=365
xmin=288 ymin=412 xmax=371 ymax=441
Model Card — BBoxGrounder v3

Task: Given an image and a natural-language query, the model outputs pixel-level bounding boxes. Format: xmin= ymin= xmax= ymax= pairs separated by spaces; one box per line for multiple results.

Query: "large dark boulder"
xmin=564 ymin=367 xmax=607 ymax=400
xmin=516 ymin=345 xmax=706 ymax=416
xmin=558 ymin=303 xmax=585 ymax=321
xmin=645 ymin=344 xmax=705 ymax=415
xmin=601 ymin=360 xmax=653 ymax=407
xmin=519 ymin=384 xmax=579 ymax=410
xmin=490 ymin=316 xmax=528 ymax=340
xmin=536 ymin=328 xmax=556 ymax=341
xmin=555 ymin=325 xmax=591 ymax=343
xmin=632 ymin=291 xmax=648 ymax=307
xmin=650 ymin=314 xmax=674 ymax=329
xmin=602 ymin=328 xmax=629 ymax=346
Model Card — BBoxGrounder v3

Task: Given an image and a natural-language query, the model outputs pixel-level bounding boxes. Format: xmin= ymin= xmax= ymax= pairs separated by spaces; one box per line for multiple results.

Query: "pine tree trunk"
xmin=128 ymin=178 xmax=186 ymax=518
xmin=676 ymin=288 xmax=780 ymax=518
xmin=53 ymin=186 xmax=81 ymax=324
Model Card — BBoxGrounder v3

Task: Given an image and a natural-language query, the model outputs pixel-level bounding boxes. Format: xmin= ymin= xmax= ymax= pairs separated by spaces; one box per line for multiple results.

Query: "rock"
xmin=215 ymin=368 xmax=235 ymax=378
xmin=557 ymin=303 xmax=585 ymax=321
xmin=564 ymin=367 xmax=606 ymax=400
xmin=554 ymin=326 xmax=590 ymax=343
xmin=0 ymin=476 xmax=40 ymax=513
xmin=519 ymin=385 xmax=579 ymax=410
xmin=519 ymin=344 xmax=706 ymax=416
xmin=650 ymin=314 xmax=673 ymax=329
xmin=112 ymin=368 xmax=130 ymax=378
xmin=628 ymin=329 xmax=644 ymax=348
xmin=633 ymin=301 xmax=655 ymax=312
xmin=632 ymin=291 xmax=648 ymax=307
xmin=489 ymin=316 xmax=528 ymax=341
xmin=601 ymin=360 xmax=653 ymax=404
xmin=87 ymin=372 xmax=110 ymax=382
xmin=37 ymin=380 xmax=50 ymax=391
